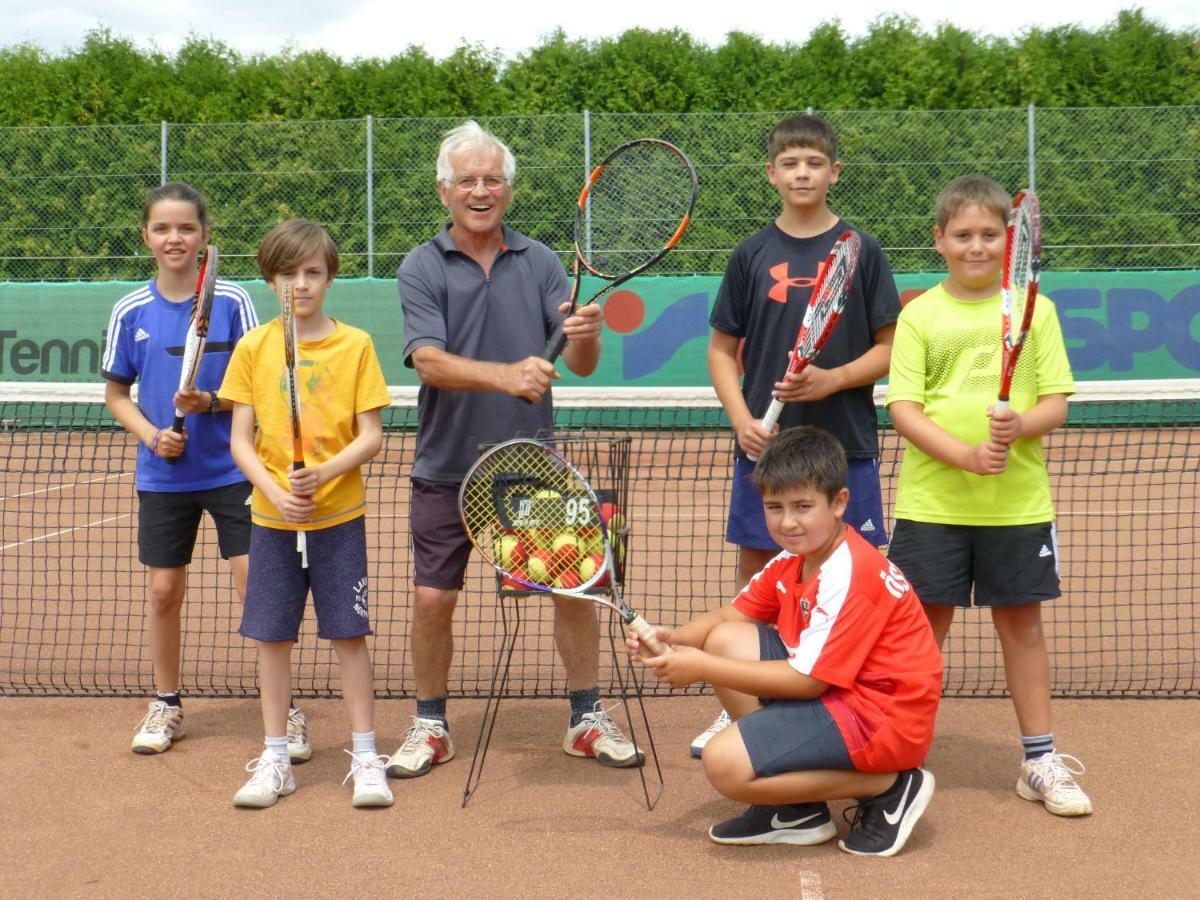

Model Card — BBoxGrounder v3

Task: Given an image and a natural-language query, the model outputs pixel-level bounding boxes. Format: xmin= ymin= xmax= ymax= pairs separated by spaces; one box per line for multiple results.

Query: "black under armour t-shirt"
xmin=709 ymin=220 xmax=900 ymax=460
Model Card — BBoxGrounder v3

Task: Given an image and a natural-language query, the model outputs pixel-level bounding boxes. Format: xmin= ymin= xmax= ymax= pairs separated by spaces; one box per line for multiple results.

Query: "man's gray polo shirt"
xmin=398 ymin=224 xmax=569 ymax=483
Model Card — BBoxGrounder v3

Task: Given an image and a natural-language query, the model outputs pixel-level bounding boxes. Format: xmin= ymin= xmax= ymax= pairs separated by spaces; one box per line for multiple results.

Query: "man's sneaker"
xmin=386 ymin=716 xmax=455 ymax=778
xmin=233 ymin=752 xmax=296 ymax=808
xmin=690 ymin=709 xmax=731 ymax=758
xmin=709 ymin=802 xmax=837 ymax=846
xmin=563 ymin=702 xmax=645 ymax=768
xmin=839 ymin=768 xmax=935 ymax=857
xmin=344 ymin=750 xmax=394 ymax=808
xmin=1017 ymin=752 xmax=1093 ymax=816
xmin=131 ymin=700 xmax=185 ymax=754
xmin=287 ymin=707 xmax=312 ymax=763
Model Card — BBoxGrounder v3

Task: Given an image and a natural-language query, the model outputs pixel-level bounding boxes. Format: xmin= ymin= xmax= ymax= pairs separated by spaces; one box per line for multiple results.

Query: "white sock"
xmin=351 ymin=730 xmax=377 ymax=756
xmin=265 ymin=735 xmax=290 ymax=762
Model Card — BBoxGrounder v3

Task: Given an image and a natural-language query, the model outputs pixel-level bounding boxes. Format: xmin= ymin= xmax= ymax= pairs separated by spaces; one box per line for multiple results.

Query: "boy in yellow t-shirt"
xmin=220 ymin=219 xmax=392 ymax=809
xmin=886 ymin=175 xmax=1091 ymax=817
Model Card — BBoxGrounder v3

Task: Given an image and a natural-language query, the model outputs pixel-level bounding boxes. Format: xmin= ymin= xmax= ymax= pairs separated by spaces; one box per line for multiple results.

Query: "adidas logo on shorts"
xmin=860 ymin=518 xmax=876 ymax=532
xmin=134 ymin=328 xmax=151 ymax=342
xmin=1039 ymin=545 xmax=1053 ymax=558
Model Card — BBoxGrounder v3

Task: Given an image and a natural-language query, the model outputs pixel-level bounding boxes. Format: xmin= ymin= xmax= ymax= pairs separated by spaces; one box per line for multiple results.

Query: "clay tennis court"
xmin=2 ymin=399 xmax=1198 ymax=895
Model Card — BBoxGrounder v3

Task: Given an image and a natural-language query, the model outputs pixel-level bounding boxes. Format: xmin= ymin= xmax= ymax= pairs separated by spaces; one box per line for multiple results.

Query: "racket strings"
xmin=582 ymin=144 xmax=694 ymax=275
xmin=460 ymin=442 xmax=605 ymax=590
xmin=794 ymin=238 xmax=860 ymax=359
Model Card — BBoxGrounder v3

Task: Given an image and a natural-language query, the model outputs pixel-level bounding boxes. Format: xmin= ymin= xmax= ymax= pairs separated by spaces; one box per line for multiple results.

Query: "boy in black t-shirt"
xmin=692 ymin=115 xmax=901 ymax=757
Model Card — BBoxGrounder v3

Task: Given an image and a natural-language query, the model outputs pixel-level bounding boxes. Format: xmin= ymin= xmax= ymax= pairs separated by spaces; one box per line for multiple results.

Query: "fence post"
xmin=160 ymin=121 xmax=168 ymax=185
xmin=1027 ymin=103 xmax=1037 ymax=191
xmin=366 ymin=115 xmax=375 ymax=278
xmin=583 ymin=109 xmax=592 ymax=258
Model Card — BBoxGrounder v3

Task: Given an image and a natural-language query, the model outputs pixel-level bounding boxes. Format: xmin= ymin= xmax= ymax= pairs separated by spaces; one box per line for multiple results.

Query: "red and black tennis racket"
xmin=459 ymin=438 xmax=669 ymax=656
xmin=541 ymin=138 xmax=698 ymax=364
xmin=169 ymin=244 xmax=219 ymax=440
xmin=750 ymin=230 xmax=861 ymax=459
xmin=280 ymin=282 xmax=308 ymax=568
xmin=996 ymin=189 xmax=1042 ymax=412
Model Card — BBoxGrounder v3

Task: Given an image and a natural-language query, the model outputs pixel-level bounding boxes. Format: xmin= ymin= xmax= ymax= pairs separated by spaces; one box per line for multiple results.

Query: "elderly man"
xmin=389 ymin=120 xmax=642 ymax=778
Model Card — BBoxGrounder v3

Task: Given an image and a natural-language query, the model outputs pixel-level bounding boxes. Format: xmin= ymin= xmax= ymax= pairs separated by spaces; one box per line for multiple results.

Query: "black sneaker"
xmin=709 ymin=802 xmax=837 ymax=846
xmin=838 ymin=768 xmax=934 ymax=857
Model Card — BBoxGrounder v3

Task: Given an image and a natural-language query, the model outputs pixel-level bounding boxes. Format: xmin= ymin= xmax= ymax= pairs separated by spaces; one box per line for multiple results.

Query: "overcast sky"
xmin=1 ymin=1 xmax=1196 ymax=61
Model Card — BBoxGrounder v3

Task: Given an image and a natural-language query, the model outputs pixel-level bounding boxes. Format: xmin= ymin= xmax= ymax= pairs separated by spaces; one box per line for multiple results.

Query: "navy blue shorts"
xmin=240 ymin=517 xmax=371 ymax=642
xmin=888 ymin=519 xmax=1061 ymax=607
xmin=137 ymin=481 xmax=251 ymax=568
xmin=409 ymin=477 xmax=473 ymax=590
xmin=737 ymin=624 xmax=855 ymax=777
xmin=726 ymin=455 xmax=888 ymax=550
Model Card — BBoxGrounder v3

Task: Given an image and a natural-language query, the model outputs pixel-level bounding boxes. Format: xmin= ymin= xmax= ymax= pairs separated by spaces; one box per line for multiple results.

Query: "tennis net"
xmin=2 ymin=382 xmax=1197 ymax=699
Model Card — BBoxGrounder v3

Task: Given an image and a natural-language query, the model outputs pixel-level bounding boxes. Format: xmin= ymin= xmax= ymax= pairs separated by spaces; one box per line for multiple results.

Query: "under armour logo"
xmin=767 ymin=260 xmax=825 ymax=304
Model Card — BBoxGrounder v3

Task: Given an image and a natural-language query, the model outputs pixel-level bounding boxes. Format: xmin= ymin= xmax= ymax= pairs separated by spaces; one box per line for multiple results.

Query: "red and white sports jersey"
xmin=733 ymin=528 xmax=943 ymax=772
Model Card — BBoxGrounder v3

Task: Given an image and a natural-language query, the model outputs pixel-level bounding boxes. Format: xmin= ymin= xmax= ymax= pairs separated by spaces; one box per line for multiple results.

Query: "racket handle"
xmin=297 ymin=531 xmax=308 ymax=569
xmin=746 ymin=399 xmax=785 ymax=462
xmin=542 ymin=322 xmax=568 ymax=363
xmin=520 ymin=324 xmax=568 ymax=405
xmin=994 ymin=398 xmax=1011 ymax=413
xmin=164 ymin=414 xmax=186 ymax=464
xmin=626 ymin=614 xmax=670 ymax=657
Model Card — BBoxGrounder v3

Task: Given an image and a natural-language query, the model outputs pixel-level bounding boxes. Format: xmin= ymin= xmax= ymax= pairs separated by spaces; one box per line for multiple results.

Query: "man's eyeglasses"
xmin=450 ymin=175 xmax=508 ymax=192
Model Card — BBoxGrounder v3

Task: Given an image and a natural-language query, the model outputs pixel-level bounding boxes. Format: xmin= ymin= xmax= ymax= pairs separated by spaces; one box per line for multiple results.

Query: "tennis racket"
xmin=168 ymin=244 xmax=220 ymax=447
xmin=280 ymin=282 xmax=308 ymax=569
xmin=459 ymin=438 xmax=669 ymax=656
xmin=997 ymin=189 xmax=1042 ymax=413
xmin=541 ymin=138 xmax=698 ymax=364
xmin=749 ymin=229 xmax=862 ymax=460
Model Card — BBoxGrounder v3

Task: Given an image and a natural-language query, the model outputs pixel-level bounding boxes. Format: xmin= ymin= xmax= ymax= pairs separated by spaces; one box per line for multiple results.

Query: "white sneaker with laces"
xmin=563 ymin=702 xmax=645 ymax=768
xmin=690 ymin=709 xmax=731 ymax=758
xmin=233 ymin=752 xmax=296 ymax=808
xmin=1017 ymin=752 xmax=1093 ymax=816
xmin=287 ymin=707 xmax=312 ymax=763
xmin=131 ymin=700 xmax=185 ymax=754
xmin=385 ymin=716 xmax=455 ymax=778
xmin=344 ymin=750 xmax=394 ymax=807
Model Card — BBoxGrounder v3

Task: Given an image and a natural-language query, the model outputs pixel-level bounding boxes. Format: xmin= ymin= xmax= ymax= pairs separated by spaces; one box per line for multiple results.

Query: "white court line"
xmin=1 ymin=512 xmax=131 ymax=552
xmin=0 ymin=471 xmax=132 ymax=503
xmin=799 ymin=871 xmax=824 ymax=900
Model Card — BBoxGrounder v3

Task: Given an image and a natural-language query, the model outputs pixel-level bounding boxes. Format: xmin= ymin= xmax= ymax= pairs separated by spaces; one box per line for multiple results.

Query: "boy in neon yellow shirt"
xmin=886 ymin=175 xmax=1091 ymax=816
xmin=221 ymin=219 xmax=392 ymax=809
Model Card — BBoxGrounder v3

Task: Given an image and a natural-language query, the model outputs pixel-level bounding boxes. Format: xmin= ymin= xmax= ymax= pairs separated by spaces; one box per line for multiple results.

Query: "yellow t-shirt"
xmin=220 ymin=318 xmax=390 ymax=532
xmin=885 ymin=284 xmax=1075 ymax=525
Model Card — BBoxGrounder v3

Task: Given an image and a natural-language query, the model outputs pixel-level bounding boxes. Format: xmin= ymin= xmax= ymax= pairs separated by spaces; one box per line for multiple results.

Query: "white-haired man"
xmin=390 ymin=120 xmax=643 ymax=778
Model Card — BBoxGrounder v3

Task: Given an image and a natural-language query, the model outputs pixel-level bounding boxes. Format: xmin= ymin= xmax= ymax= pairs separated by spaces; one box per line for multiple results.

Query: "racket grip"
xmin=164 ymin=414 xmax=186 ymax=464
xmin=994 ymin=398 xmax=1011 ymax=413
xmin=297 ymin=531 xmax=308 ymax=569
xmin=746 ymin=399 xmax=785 ymax=462
xmin=521 ymin=325 xmax=568 ymax=405
xmin=542 ymin=322 xmax=568 ymax=363
xmin=627 ymin=615 xmax=670 ymax=656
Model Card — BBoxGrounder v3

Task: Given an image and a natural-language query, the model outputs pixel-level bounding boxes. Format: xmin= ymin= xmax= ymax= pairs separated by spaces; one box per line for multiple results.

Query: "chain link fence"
xmin=1 ymin=107 xmax=1197 ymax=281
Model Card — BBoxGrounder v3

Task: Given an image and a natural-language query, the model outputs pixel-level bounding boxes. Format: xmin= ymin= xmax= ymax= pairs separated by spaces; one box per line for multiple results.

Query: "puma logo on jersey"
xmin=1039 ymin=545 xmax=1053 ymax=558
xmin=134 ymin=328 xmax=151 ymax=342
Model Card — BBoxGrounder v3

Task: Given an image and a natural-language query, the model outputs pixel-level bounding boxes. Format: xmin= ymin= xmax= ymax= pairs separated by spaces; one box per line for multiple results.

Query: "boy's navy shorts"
xmin=137 ymin=481 xmax=252 ymax=567
xmin=737 ymin=624 xmax=856 ymax=777
xmin=726 ymin=455 xmax=888 ymax=550
xmin=240 ymin=517 xmax=371 ymax=643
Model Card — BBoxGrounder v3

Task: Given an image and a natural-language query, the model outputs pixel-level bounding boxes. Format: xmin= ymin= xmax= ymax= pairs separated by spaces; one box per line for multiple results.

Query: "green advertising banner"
xmin=1 ymin=271 xmax=1198 ymax=384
